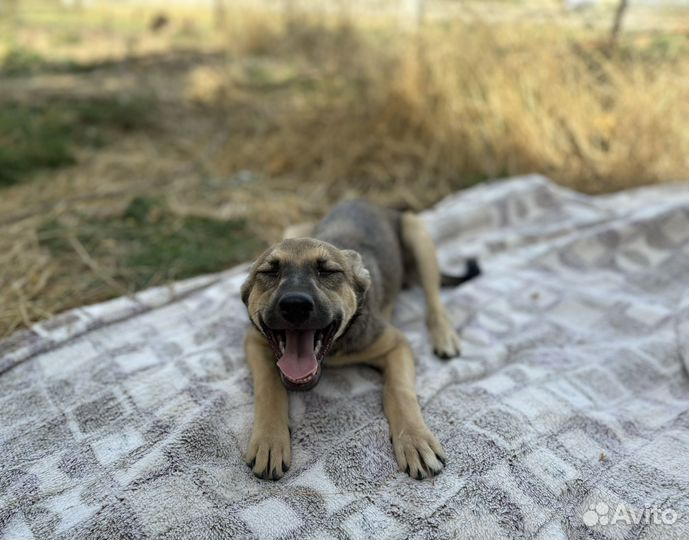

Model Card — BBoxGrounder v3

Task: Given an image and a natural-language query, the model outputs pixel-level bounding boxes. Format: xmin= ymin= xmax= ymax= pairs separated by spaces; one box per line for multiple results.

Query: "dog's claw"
xmin=429 ymin=313 xmax=462 ymax=359
xmin=434 ymin=346 xmax=461 ymax=360
xmin=245 ymin=427 xmax=292 ymax=481
xmin=394 ymin=426 xmax=445 ymax=480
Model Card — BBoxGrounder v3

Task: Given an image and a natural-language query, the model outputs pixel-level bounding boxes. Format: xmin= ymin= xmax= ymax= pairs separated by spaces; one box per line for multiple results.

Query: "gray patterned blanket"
xmin=2 ymin=175 xmax=689 ymax=540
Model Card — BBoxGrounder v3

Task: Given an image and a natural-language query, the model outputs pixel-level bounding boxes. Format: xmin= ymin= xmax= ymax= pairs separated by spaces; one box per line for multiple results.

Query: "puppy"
xmin=240 ymin=200 xmax=479 ymax=480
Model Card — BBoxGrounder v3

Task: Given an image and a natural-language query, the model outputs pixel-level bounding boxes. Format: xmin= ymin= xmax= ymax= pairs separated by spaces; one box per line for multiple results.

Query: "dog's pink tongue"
xmin=277 ymin=330 xmax=317 ymax=381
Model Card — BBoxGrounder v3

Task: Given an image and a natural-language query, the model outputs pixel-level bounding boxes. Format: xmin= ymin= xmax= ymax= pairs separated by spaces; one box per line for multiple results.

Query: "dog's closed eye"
xmin=317 ymin=268 xmax=342 ymax=277
xmin=257 ymin=262 xmax=280 ymax=277
xmin=316 ymin=260 xmax=343 ymax=277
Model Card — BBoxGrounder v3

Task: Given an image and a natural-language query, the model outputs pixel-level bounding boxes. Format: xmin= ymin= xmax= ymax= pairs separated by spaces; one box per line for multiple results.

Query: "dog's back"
xmin=313 ymin=200 xmax=403 ymax=314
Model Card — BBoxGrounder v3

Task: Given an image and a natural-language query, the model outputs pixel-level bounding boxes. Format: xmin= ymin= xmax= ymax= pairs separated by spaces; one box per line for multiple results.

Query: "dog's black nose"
xmin=279 ymin=293 xmax=314 ymax=323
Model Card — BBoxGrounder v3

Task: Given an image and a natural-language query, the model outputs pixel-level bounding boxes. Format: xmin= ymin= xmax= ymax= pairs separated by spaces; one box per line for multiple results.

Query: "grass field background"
xmin=1 ymin=0 xmax=688 ymax=336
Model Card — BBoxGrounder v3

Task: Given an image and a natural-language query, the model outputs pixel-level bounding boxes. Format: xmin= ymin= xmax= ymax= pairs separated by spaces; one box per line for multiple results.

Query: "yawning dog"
xmin=240 ymin=200 xmax=479 ymax=480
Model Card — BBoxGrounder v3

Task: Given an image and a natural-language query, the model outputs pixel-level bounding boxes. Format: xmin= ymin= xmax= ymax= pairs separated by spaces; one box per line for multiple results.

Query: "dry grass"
xmin=212 ymin=5 xmax=689 ymax=208
xmin=1 ymin=0 xmax=688 ymax=337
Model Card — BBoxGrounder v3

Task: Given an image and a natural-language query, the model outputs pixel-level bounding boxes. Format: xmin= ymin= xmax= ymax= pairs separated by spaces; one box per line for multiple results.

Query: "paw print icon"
xmin=583 ymin=502 xmax=610 ymax=526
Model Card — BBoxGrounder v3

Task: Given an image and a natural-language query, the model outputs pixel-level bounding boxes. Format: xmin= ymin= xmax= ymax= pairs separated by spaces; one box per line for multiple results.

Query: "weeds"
xmin=0 ymin=107 xmax=74 ymax=186
xmin=1 ymin=1 xmax=688 ymax=336
xmin=0 ymin=98 xmax=154 ymax=185
xmin=1 ymin=46 xmax=47 ymax=75
xmin=38 ymin=197 xmax=262 ymax=306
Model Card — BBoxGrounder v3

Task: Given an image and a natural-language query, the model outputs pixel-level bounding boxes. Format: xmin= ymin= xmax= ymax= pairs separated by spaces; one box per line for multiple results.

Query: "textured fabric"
xmin=1 ymin=175 xmax=689 ymax=540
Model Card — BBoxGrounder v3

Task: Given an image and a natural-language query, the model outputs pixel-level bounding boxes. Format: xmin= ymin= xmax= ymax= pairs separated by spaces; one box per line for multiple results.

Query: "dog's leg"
xmin=244 ymin=328 xmax=291 ymax=480
xmin=329 ymin=326 xmax=445 ymax=479
xmin=400 ymin=213 xmax=461 ymax=358
xmin=282 ymin=221 xmax=314 ymax=240
xmin=382 ymin=333 xmax=446 ymax=479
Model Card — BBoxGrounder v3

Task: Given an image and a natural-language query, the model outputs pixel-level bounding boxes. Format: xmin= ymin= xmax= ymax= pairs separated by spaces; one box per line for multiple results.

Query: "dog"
xmin=240 ymin=199 xmax=479 ymax=480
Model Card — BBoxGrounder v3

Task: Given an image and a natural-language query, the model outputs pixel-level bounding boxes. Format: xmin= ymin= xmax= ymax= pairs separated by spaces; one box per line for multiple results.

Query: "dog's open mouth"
xmin=263 ymin=322 xmax=338 ymax=389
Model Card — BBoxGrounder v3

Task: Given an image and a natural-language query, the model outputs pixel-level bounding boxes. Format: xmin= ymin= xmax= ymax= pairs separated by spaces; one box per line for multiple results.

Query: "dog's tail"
xmin=440 ymin=258 xmax=481 ymax=287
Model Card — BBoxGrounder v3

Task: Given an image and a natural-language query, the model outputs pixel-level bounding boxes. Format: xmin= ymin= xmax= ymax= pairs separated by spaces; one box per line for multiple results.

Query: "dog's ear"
xmin=342 ymin=249 xmax=371 ymax=296
xmin=240 ymin=263 xmax=256 ymax=306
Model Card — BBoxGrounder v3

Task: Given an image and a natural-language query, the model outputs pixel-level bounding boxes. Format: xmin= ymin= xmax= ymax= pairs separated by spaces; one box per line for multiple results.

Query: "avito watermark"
xmin=583 ymin=502 xmax=678 ymax=527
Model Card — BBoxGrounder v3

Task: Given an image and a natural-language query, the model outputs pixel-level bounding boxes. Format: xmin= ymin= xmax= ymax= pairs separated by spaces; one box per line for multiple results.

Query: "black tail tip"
xmin=440 ymin=257 xmax=481 ymax=287
xmin=464 ymin=257 xmax=481 ymax=280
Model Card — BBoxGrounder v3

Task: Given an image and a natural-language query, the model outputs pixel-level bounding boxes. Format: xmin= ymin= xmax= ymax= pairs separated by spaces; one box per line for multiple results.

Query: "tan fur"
xmin=282 ymin=221 xmax=314 ymax=239
xmin=400 ymin=212 xmax=462 ymax=358
xmin=328 ymin=326 xmax=445 ymax=478
xmin=243 ymin=328 xmax=291 ymax=479
xmin=244 ymin=212 xmax=458 ymax=480
xmin=242 ymin=240 xmax=366 ymax=342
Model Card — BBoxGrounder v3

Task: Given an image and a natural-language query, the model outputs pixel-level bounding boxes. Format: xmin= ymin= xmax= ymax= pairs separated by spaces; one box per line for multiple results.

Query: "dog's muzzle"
xmin=260 ymin=315 xmax=340 ymax=391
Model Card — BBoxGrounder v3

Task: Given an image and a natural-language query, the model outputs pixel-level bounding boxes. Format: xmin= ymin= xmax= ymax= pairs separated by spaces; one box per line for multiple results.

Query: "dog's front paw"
xmin=429 ymin=313 xmax=461 ymax=359
xmin=245 ymin=425 xmax=291 ymax=480
xmin=392 ymin=425 xmax=446 ymax=480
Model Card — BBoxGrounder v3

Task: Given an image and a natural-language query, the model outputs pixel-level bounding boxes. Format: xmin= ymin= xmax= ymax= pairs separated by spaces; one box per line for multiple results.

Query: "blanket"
xmin=1 ymin=175 xmax=688 ymax=540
